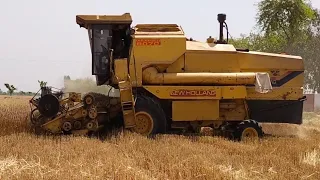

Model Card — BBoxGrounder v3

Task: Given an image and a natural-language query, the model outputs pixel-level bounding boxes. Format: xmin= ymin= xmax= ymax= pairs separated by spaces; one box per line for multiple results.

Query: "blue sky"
xmin=0 ymin=0 xmax=319 ymax=92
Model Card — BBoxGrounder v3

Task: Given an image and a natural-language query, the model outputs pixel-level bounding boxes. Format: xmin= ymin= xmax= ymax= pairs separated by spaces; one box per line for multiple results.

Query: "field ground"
xmin=0 ymin=95 xmax=320 ymax=179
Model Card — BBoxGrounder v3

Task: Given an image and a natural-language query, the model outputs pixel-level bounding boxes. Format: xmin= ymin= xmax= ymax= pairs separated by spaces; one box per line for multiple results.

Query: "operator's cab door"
xmin=90 ymin=25 xmax=112 ymax=77
xmin=76 ymin=13 xmax=133 ymax=86
xmin=88 ymin=24 xmax=132 ymax=85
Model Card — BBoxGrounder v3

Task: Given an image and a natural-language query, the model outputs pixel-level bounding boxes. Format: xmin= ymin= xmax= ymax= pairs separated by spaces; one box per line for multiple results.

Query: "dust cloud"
xmin=62 ymin=78 xmax=120 ymax=97
xmin=261 ymin=112 xmax=320 ymax=139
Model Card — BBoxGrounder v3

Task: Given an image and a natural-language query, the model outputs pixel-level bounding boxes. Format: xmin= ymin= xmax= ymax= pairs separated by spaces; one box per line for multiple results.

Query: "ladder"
xmin=118 ymin=76 xmax=136 ymax=128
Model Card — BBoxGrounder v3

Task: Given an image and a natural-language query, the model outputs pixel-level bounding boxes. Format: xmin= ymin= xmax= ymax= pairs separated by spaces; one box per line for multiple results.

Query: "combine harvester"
xmin=28 ymin=13 xmax=305 ymax=141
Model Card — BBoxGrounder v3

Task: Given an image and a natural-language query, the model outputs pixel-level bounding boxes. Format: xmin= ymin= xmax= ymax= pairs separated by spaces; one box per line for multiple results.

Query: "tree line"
xmin=0 ymin=75 xmax=92 ymax=96
xmin=1 ymin=80 xmax=47 ymax=96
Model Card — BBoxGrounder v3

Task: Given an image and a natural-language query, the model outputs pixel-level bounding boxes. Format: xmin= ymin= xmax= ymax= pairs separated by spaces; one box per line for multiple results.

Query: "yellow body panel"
xmin=142 ymin=67 xmax=258 ymax=85
xmin=238 ymin=51 xmax=303 ymax=70
xmin=185 ymin=47 xmax=240 ymax=72
xmin=172 ymin=100 xmax=219 ymax=121
xmin=184 ymin=51 xmax=240 ymax=72
xmin=219 ymin=100 xmax=248 ymax=121
xmin=143 ymin=86 xmax=247 ymax=100
xmin=143 ymin=85 xmax=302 ymax=101
xmin=131 ymin=35 xmax=186 ymax=64
xmin=166 ymin=54 xmax=185 ymax=73
xmin=114 ymin=58 xmax=129 ymax=81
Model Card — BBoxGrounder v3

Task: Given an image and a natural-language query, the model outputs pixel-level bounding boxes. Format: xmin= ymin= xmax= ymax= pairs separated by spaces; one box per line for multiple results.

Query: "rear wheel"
xmin=132 ymin=95 xmax=166 ymax=136
xmin=233 ymin=120 xmax=263 ymax=141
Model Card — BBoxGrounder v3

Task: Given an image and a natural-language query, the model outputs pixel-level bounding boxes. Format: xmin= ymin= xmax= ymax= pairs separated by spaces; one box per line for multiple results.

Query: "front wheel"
xmin=132 ymin=95 xmax=167 ymax=136
xmin=233 ymin=120 xmax=263 ymax=141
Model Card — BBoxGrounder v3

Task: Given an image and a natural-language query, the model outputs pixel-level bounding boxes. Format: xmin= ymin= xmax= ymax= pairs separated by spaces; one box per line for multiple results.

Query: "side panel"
xmin=114 ymin=58 xmax=129 ymax=80
xmin=143 ymin=86 xmax=304 ymax=124
xmin=166 ymin=54 xmax=185 ymax=73
xmin=143 ymin=86 xmax=247 ymax=100
xmin=247 ymin=100 xmax=304 ymax=124
xmin=132 ymin=35 xmax=186 ymax=63
xmin=172 ymin=100 xmax=219 ymax=121
xmin=184 ymin=51 xmax=240 ymax=72
xmin=220 ymin=100 xmax=248 ymax=121
xmin=238 ymin=52 xmax=304 ymax=70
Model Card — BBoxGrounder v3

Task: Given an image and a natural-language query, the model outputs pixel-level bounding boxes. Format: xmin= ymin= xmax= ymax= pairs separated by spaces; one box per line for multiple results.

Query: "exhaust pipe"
xmin=217 ymin=13 xmax=226 ymax=44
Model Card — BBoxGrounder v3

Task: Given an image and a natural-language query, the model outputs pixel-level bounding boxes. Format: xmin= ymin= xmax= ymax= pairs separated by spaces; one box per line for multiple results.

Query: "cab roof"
xmin=76 ymin=13 xmax=132 ymax=28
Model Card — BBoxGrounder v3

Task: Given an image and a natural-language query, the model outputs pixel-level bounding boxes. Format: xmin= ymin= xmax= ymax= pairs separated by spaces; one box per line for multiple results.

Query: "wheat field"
xmin=0 ymin=95 xmax=320 ymax=180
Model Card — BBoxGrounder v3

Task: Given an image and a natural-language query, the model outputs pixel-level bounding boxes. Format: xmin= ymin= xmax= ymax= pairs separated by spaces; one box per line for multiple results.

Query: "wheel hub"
xmin=62 ymin=121 xmax=72 ymax=132
xmin=83 ymin=94 xmax=95 ymax=106
xmin=241 ymin=127 xmax=258 ymax=140
xmin=86 ymin=121 xmax=97 ymax=131
xmin=73 ymin=121 xmax=82 ymax=130
xmin=133 ymin=111 xmax=154 ymax=135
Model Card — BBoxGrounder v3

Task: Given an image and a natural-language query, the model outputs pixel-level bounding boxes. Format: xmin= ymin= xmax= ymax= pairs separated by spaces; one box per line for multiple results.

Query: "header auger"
xmin=28 ymin=86 xmax=122 ymax=136
xmin=28 ymin=13 xmax=305 ymax=141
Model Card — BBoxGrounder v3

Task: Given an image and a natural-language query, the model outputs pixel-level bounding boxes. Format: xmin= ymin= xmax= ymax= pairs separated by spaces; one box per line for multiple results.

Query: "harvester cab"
xmin=76 ymin=13 xmax=137 ymax=131
xmin=76 ymin=13 xmax=133 ymax=86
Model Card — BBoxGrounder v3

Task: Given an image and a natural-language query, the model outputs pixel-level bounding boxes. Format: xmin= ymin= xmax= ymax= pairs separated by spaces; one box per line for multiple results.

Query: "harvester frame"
xmin=28 ymin=13 xmax=305 ymax=141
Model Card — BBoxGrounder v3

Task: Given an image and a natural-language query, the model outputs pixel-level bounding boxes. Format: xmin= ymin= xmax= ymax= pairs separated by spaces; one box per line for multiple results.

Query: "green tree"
xmin=229 ymin=32 xmax=286 ymax=53
xmin=4 ymin=83 xmax=17 ymax=96
xmin=38 ymin=80 xmax=47 ymax=88
xmin=256 ymin=0 xmax=318 ymax=51
xmin=293 ymin=32 xmax=320 ymax=92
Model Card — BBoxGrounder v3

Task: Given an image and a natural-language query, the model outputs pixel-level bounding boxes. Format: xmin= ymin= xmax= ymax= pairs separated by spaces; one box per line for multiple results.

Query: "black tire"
xmin=27 ymin=109 xmax=48 ymax=135
xmin=233 ymin=120 xmax=263 ymax=141
xmin=134 ymin=95 xmax=167 ymax=135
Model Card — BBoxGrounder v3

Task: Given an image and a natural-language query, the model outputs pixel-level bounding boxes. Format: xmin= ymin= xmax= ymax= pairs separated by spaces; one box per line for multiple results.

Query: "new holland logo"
xmin=170 ymin=89 xmax=216 ymax=97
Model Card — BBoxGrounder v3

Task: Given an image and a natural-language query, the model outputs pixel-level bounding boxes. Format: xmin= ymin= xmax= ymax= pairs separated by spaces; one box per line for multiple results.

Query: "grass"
xmin=0 ymin=95 xmax=320 ymax=179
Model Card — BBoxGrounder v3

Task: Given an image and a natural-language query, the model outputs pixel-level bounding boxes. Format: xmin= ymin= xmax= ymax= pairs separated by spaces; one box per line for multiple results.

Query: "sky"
xmin=0 ymin=0 xmax=320 ymax=92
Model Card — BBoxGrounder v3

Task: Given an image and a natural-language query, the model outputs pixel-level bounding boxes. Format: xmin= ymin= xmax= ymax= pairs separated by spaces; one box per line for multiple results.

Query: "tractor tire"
xmin=232 ymin=120 xmax=263 ymax=141
xmin=132 ymin=95 xmax=167 ymax=136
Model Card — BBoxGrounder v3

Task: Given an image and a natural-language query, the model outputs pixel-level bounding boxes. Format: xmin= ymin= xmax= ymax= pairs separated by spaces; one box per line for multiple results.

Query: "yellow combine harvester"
xmin=29 ymin=13 xmax=305 ymax=141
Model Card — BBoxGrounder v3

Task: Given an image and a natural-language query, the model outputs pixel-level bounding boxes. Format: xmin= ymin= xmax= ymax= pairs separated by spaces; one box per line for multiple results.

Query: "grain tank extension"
xmin=28 ymin=13 xmax=305 ymax=141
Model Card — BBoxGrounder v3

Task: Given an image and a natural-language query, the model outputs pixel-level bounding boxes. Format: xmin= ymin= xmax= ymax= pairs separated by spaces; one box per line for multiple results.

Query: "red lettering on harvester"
xmin=170 ymin=90 xmax=216 ymax=97
xmin=136 ymin=39 xmax=161 ymax=46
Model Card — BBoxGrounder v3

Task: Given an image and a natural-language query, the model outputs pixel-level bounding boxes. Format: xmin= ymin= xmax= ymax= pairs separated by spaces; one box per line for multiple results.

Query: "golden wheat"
xmin=0 ymin=95 xmax=320 ymax=180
